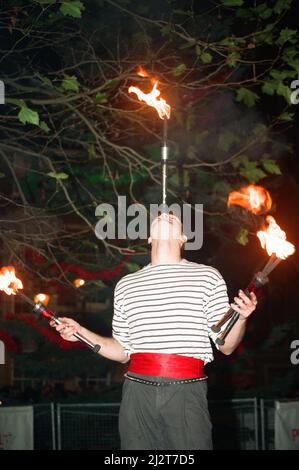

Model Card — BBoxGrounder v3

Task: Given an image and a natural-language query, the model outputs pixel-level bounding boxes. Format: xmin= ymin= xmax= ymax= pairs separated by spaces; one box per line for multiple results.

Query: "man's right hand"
xmin=50 ymin=317 xmax=81 ymax=342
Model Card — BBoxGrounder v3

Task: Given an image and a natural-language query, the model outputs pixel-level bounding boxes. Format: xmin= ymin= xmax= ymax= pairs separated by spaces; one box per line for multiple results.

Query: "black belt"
xmin=124 ymin=373 xmax=207 ymax=387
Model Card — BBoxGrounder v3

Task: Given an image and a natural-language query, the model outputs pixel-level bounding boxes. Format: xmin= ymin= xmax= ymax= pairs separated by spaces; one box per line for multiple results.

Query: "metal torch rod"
xmin=216 ymin=311 xmax=240 ymax=346
xmin=33 ymin=302 xmax=101 ymax=353
xmin=16 ymin=290 xmax=101 ymax=353
xmin=162 ymin=118 xmax=168 ymax=206
xmin=260 ymin=255 xmax=282 ymax=277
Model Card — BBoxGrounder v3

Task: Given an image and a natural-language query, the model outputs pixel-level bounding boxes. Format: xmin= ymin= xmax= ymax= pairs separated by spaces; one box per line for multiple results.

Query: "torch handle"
xmin=33 ymin=302 xmax=101 ymax=354
xmin=216 ymin=312 xmax=240 ymax=346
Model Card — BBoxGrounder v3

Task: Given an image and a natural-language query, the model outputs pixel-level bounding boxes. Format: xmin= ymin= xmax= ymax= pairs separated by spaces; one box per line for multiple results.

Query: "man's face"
xmin=149 ymin=213 xmax=187 ymax=243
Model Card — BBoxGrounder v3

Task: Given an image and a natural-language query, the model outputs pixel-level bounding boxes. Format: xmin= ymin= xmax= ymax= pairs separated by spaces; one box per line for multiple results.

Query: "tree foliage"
xmin=0 ymin=0 xmax=297 ymax=286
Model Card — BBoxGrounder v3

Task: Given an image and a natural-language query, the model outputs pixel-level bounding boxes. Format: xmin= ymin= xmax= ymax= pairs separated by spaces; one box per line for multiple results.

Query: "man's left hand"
xmin=231 ymin=290 xmax=257 ymax=321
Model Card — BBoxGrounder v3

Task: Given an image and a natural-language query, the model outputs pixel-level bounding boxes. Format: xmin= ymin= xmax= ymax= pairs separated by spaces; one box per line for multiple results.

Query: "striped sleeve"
xmin=112 ymin=282 xmax=131 ymax=357
xmin=204 ymin=275 xmax=230 ymax=347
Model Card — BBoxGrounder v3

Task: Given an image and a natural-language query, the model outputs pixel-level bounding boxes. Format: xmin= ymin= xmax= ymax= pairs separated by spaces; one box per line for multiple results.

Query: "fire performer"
xmin=50 ymin=212 xmax=257 ymax=450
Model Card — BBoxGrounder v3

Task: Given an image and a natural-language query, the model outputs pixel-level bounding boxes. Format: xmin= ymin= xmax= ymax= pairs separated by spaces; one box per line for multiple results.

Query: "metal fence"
xmin=34 ymin=403 xmax=56 ymax=450
xmin=30 ymin=398 xmax=278 ymax=450
xmin=260 ymin=399 xmax=275 ymax=450
xmin=57 ymin=403 xmax=120 ymax=450
xmin=209 ymin=398 xmax=259 ymax=450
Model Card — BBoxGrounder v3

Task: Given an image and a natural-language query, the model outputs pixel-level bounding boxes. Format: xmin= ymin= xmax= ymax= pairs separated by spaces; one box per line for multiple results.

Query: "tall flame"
xmin=0 ymin=266 xmax=23 ymax=295
xmin=257 ymin=215 xmax=295 ymax=259
xmin=227 ymin=185 xmax=272 ymax=215
xmin=128 ymin=69 xmax=171 ymax=120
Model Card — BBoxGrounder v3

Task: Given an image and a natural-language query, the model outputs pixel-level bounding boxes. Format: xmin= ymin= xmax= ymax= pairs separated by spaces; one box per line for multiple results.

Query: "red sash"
xmin=128 ymin=352 xmax=205 ymax=379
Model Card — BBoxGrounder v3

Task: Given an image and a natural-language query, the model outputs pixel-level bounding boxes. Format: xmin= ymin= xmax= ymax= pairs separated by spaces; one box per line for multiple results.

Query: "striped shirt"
xmin=112 ymin=260 xmax=230 ymax=364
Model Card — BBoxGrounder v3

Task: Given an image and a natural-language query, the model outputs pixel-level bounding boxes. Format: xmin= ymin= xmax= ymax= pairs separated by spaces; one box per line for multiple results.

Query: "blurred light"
xmin=73 ymin=278 xmax=85 ymax=288
xmin=34 ymin=293 xmax=50 ymax=306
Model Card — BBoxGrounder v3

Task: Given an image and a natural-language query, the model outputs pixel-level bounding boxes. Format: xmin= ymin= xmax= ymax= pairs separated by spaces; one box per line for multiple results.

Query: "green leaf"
xmin=236 ymin=228 xmax=249 ymax=246
xmin=35 ymin=73 xmax=54 ymax=88
xmin=60 ymin=1 xmax=85 ymax=18
xmin=236 ymin=87 xmax=260 ymax=107
xmin=274 ymin=0 xmax=292 ymax=15
xmin=0 ymin=172 xmax=6 ymax=178
xmin=34 ymin=0 xmax=56 ymax=4
xmin=18 ymin=106 xmax=40 ymax=126
xmin=227 ymin=51 xmax=240 ymax=68
xmin=87 ymin=143 xmax=96 ymax=159
xmin=276 ymin=81 xmax=292 ymax=104
xmin=47 ymin=172 xmax=69 ymax=180
xmin=95 ymin=91 xmax=108 ymax=103
xmin=172 ymin=64 xmax=187 ymax=76
xmin=221 ymin=0 xmax=244 ymax=6
xmin=278 ymin=112 xmax=294 ymax=121
xmin=218 ymin=130 xmax=240 ymax=152
xmin=262 ymin=81 xmax=276 ymax=96
xmin=276 ymin=28 xmax=298 ymax=47
xmin=195 ymin=45 xmax=202 ymax=56
xmin=61 ymin=76 xmax=80 ymax=92
xmin=240 ymin=165 xmax=266 ymax=183
xmin=125 ymin=262 xmax=140 ymax=273
xmin=261 ymin=159 xmax=281 ymax=175
xmin=200 ymin=51 xmax=213 ymax=64
xmin=91 ymin=280 xmax=106 ymax=289
xmin=270 ymin=69 xmax=296 ymax=80
xmin=195 ymin=130 xmax=210 ymax=146
xmin=161 ymin=24 xmax=172 ymax=37
xmin=104 ymin=79 xmax=119 ymax=89
xmin=39 ymin=121 xmax=50 ymax=133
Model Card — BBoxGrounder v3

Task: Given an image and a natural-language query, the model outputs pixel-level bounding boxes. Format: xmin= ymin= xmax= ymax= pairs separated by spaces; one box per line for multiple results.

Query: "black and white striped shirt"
xmin=112 ymin=260 xmax=229 ymax=364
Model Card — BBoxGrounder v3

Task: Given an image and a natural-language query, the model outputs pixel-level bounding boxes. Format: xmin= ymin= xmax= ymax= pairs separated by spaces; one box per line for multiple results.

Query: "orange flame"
xmin=128 ymin=70 xmax=171 ymax=120
xmin=137 ymin=66 xmax=150 ymax=78
xmin=73 ymin=278 xmax=85 ymax=288
xmin=0 ymin=266 xmax=23 ymax=295
xmin=257 ymin=215 xmax=295 ymax=259
xmin=34 ymin=293 xmax=50 ymax=306
xmin=227 ymin=185 xmax=272 ymax=215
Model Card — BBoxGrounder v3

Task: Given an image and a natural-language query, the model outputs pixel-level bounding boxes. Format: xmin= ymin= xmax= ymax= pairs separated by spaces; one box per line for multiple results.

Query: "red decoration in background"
xmin=0 ymin=330 xmax=18 ymax=353
xmin=25 ymin=249 xmax=127 ymax=281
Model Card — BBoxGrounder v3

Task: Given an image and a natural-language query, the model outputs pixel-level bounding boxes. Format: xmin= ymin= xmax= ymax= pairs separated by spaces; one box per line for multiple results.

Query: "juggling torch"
xmin=128 ymin=68 xmax=171 ymax=205
xmin=213 ymin=215 xmax=295 ymax=345
xmin=0 ymin=266 xmax=101 ymax=353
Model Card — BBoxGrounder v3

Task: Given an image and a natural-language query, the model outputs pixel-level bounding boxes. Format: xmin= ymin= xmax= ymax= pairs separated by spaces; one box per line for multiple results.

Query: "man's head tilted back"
xmin=148 ymin=212 xmax=187 ymax=248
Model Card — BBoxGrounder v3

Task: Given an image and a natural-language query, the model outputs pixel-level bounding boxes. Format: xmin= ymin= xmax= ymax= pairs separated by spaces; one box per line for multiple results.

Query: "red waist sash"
xmin=128 ymin=352 xmax=205 ymax=379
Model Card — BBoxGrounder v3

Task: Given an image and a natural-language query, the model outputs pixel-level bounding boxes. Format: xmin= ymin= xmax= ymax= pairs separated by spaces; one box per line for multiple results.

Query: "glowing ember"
xmin=0 ymin=266 xmax=23 ymax=295
xmin=128 ymin=72 xmax=171 ymax=120
xmin=73 ymin=278 xmax=85 ymax=288
xmin=227 ymin=185 xmax=272 ymax=215
xmin=257 ymin=215 xmax=295 ymax=259
xmin=34 ymin=293 xmax=50 ymax=306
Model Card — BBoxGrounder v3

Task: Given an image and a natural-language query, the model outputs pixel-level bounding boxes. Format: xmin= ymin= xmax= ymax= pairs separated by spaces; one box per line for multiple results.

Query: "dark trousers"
xmin=119 ymin=374 xmax=212 ymax=450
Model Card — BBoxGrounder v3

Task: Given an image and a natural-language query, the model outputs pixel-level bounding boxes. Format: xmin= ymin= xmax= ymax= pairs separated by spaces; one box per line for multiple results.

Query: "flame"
xmin=128 ymin=71 xmax=171 ymax=120
xmin=137 ymin=66 xmax=149 ymax=78
xmin=227 ymin=185 xmax=272 ymax=215
xmin=73 ymin=278 xmax=85 ymax=288
xmin=34 ymin=293 xmax=50 ymax=306
xmin=257 ymin=215 xmax=295 ymax=259
xmin=0 ymin=266 xmax=23 ymax=295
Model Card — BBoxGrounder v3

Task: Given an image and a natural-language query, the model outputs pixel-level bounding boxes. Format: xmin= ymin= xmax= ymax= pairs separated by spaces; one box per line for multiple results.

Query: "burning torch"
xmin=128 ymin=67 xmax=171 ymax=205
xmin=212 ymin=210 xmax=295 ymax=345
xmin=0 ymin=266 xmax=101 ymax=353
